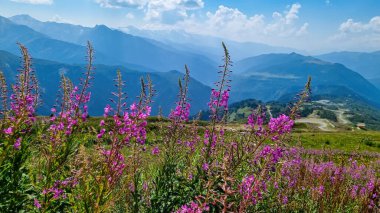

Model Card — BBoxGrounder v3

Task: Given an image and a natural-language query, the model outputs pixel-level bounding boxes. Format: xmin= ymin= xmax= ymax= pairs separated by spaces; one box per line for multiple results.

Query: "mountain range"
xmin=121 ymin=25 xmax=300 ymax=61
xmin=8 ymin=14 xmax=218 ymax=85
xmin=316 ymin=51 xmax=380 ymax=80
xmin=1 ymin=14 xmax=380 ymax=116
xmin=231 ymin=53 xmax=380 ymax=105
xmin=0 ymin=50 xmax=211 ymax=116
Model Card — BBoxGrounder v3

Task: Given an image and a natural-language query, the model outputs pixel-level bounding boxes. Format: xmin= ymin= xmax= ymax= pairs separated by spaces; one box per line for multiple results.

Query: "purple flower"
xmin=176 ymin=201 xmax=209 ymax=213
xmin=97 ymin=128 xmax=106 ymax=138
xmin=208 ymin=89 xmax=230 ymax=113
xmin=13 ymin=138 xmax=21 ymax=150
xmin=34 ymin=198 xmax=41 ymax=209
xmin=247 ymin=112 xmax=264 ymax=130
xmin=351 ymin=185 xmax=359 ymax=198
xmin=268 ymin=114 xmax=294 ymax=140
xmin=220 ymin=90 xmax=229 ymax=110
xmin=104 ymin=105 xmax=111 ymax=117
xmin=142 ymin=182 xmax=148 ymax=191
xmin=4 ymin=127 xmax=13 ymax=135
xmin=102 ymin=149 xmax=126 ymax=183
xmin=282 ymin=196 xmax=288 ymax=205
xmin=169 ymin=102 xmax=191 ymax=122
xmin=152 ymin=146 xmax=160 ymax=155
xmin=130 ymin=103 xmax=137 ymax=111
xmin=317 ymin=185 xmax=324 ymax=195
xmin=202 ymin=163 xmax=209 ymax=171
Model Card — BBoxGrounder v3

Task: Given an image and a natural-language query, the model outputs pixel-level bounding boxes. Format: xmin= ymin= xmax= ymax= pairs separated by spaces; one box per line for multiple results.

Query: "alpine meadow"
xmin=0 ymin=1 xmax=379 ymax=212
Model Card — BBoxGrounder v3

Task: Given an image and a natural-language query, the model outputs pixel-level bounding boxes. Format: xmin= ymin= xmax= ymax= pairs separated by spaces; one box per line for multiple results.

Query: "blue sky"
xmin=1 ymin=0 xmax=379 ymax=53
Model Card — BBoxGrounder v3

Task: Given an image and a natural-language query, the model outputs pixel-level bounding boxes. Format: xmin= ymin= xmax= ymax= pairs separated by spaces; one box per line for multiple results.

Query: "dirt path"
xmin=266 ymin=105 xmax=273 ymax=118
xmin=296 ymin=118 xmax=336 ymax=131
xmin=332 ymin=109 xmax=351 ymax=125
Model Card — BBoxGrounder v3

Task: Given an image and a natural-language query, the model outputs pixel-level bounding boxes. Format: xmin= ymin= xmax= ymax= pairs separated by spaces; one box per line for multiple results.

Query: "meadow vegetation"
xmin=0 ymin=42 xmax=379 ymax=212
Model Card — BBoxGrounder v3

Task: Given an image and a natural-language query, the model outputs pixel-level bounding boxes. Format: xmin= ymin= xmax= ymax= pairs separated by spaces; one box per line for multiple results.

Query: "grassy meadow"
xmin=0 ymin=43 xmax=379 ymax=212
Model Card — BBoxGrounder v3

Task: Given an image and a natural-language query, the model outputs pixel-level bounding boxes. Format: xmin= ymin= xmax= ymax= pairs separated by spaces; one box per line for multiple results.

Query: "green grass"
xmin=80 ymin=117 xmax=380 ymax=153
xmin=292 ymin=131 xmax=380 ymax=152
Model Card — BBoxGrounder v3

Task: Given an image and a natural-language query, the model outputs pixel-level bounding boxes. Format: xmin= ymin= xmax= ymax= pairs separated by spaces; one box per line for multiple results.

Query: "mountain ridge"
xmin=316 ymin=51 xmax=380 ymax=79
xmin=231 ymin=53 xmax=380 ymax=106
xmin=9 ymin=14 xmax=219 ymax=85
xmin=0 ymin=49 xmax=211 ymax=116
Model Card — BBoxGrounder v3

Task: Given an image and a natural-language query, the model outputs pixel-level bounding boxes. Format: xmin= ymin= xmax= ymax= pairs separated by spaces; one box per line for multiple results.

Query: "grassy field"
xmin=292 ymin=131 xmax=380 ymax=152
xmin=87 ymin=117 xmax=380 ymax=153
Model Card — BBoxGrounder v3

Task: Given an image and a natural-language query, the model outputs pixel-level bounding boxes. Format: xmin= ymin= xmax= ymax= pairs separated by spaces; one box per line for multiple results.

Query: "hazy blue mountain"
xmin=0 ymin=15 xmax=120 ymax=65
xmin=231 ymin=53 xmax=380 ymax=105
xmin=0 ymin=50 xmax=211 ymax=116
xmin=369 ymin=78 xmax=380 ymax=90
xmin=7 ymin=14 xmax=380 ymax=109
xmin=9 ymin=14 xmax=86 ymax=44
xmin=316 ymin=51 xmax=380 ymax=79
xmin=122 ymin=26 xmax=300 ymax=61
xmin=9 ymin=14 xmax=219 ymax=85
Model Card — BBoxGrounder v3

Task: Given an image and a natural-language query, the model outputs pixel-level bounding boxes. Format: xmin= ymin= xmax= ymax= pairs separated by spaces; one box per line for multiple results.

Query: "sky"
xmin=0 ymin=0 xmax=379 ymax=53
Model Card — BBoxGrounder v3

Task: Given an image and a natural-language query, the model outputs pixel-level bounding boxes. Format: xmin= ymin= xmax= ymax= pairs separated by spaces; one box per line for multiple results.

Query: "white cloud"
xmin=172 ymin=4 xmax=308 ymax=44
xmin=285 ymin=3 xmax=301 ymax=24
xmin=95 ymin=0 xmax=145 ymax=8
xmin=369 ymin=16 xmax=380 ymax=32
xmin=328 ymin=16 xmax=380 ymax=51
xmin=11 ymin=0 xmax=53 ymax=5
xmin=339 ymin=19 xmax=365 ymax=33
xmin=129 ymin=3 xmax=309 ymax=50
xmin=296 ymin=23 xmax=309 ymax=36
xmin=99 ymin=1 xmax=306 ymax=43
xmin=204 ymin=5 xmax=265 ymax=31
xmin=145 ymin=0 xmax=204 ymax=23
xmin=339 ymin=16 xmax=380 ymax=33
xmin=265 ymin=3 xmax=305 ymax=37
xmin=96 ymin=0 xmax=204 ymax=23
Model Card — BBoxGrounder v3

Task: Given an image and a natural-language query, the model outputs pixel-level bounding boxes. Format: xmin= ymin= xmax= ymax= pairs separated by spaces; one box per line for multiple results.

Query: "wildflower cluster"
xmin=0 ymin=44 xmax=39 ymax=211
xmin=169 ymin=66 xmax=191 ymax=123
xmin=0 ymin=42 xmax=378 ymax=213
xmin=268 ymin=114 xmax=294 ymax=141
xmin=207 ymin=43 xmax=231 ymax=122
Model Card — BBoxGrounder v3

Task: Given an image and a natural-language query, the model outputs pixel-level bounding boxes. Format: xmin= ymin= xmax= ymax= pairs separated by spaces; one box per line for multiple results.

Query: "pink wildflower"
xmin=152 ymin=146 xmax=160 ymax=155
xmin=4 ymin=127 xmax=13 ymax=135
xmin=34 ymin=198 xmax=41 ymax=209
xmin=202 ymin=163 xmax=209 ymax=171
xmin=14 ymin=138 xmax=21 ymax=150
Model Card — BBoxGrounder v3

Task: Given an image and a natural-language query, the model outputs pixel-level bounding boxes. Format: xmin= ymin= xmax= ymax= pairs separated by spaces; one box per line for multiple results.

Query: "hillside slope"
xmin=231 ymin=53 xmax=380 ymax=105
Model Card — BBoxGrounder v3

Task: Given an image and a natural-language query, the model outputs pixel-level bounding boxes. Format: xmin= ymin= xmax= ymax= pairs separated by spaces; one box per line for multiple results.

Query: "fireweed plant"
xmin=0 ymin=42 xmax=378 ymax=212
xmin=30 ymin=41 xmax=95 ymax=211
xmin=0 ymin=43 xmax=39 ymax=211
xmin=80 ymin=71 xmax=154 ymax=212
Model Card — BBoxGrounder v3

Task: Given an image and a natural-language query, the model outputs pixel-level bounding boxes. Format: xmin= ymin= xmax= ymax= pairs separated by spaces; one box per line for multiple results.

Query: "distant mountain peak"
xmin=10 ymin=14 xmax=37 ymax=21
xmin=9 ymin=14 xmax=43 ymax=27
xmin=94 ymin=24 xmax=109 ymax=30
xmin=0 ymin=15 xmax=13 ymax=24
